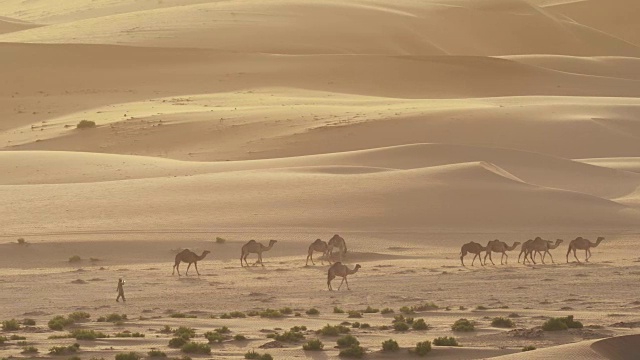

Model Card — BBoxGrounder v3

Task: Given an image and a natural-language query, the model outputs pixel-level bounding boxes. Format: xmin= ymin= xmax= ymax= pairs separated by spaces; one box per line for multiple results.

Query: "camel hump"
xmin=247 ymin=239 xmax=257 ymax=244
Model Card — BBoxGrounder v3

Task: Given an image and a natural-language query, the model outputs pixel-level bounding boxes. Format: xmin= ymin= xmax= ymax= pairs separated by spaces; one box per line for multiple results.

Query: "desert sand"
xmin=2 ymin=0 xmax=640 ymax=359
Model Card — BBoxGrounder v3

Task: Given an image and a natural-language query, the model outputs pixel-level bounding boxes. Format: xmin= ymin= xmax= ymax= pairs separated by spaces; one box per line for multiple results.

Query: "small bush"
xmin=317 ymin=324 xmax=350 ymax=336
xmin=181 ymin=342 xmax=211 ymax=354
xmin=393 ymin=322 xmax=409 ymax=332
xmin=306 ymin=308 xmax=320 ymax=315
xmin=362 ymin=306 xmax=379 ymax=313
xmin=160 ymin=325 xmax=173 ymax=334
xmin=476 ymin=305 xmax=488 ymax=311
xmin=360 ymin=323 xmax=370 ymax=329
xmin=21 ymin=346 xmax=38 ymax=354
xmin=303 ymin=339 xmax=324 ymax=351
xmin=10 ymin=334 xmax=26 ymax=340
xmin=71 ymin=329 xmax=108 ymax=340
xmin=542 ymin=316 xmax=582 ymax=331
xmin=399 ymin=306 xmax=415 ymax=315
xmin=215 ymin=237 xmax=226 ymax=244
xmin=381 ymin=308 xmax=394 ymax=314
xmin=49 ymin=343 xmax=80 ymax=355
xmin=414 ymin=341 xmax=432 ymax=356
xmin=274 ymin=330 xmax=305 ymax=343
xmin=337 ymin=335 xmax=359 ymax=348
xmin=17 ymin=238 xmax=26 ymax=245
xmin=244 ymin=351 xmax=273 ymax=360
xmin=290 ymin=326 xmax=307 ymax=332
xmin=76 ymin=120 xmax=96 ymax=129
xmin=234 ymin=334 xmax=247 ymax=341
xmin=563 ymin=315 xmax=584 ymax=329
xmin=452 ymin=318 xmax=475 ymax=332
xmin=247 ymin=310 xmax=260 ymax=317
xmin=17 ymin=340 xmax=28 ymax=345
xmin=279 ymin=307 xmax=293 ymax=315
xmin=22 ymin=319 xmax=36 ymax=326
xmin=334 ymin=307 xmax=345 ymax=314
xmin=433 ymin=336 xmax=459 ymax=346
xmin=219 ymin=313 xmax=231 ymax=319
xmin=0 ymin=336 xmax=6 ymax=344
xmin=205 ymin=332 xmax=226 ymax=343
xmin=215 ymin=326 xmax=231 ymax=334
xmin=48 ymin=315 xmax=74 ymax=331
xmin=230 ymin=311 xmax=246 ymax=318
xmin=114 ymin=332 xmax=144 ymax=338
xmin=68 ymin=312 xmax=91 ymax=322
xmin=413 ymin=302 xmax=439 ymax=311
xmin=260 ymin=309 xmax=283 ymax=318
xmin=99 ymin=313 xmax=127 ymax=323
xmin=69 ymin=255 xmax=82 ymax=263
xmin=382 ymin=339 xmax=399 ymax=352
xmin=2 ymin=319 xmax=20 ymax=331
xmin=174 ymin=327 xmax=196 ymax=339
xmin=148 ymin=350 xmax=166 ymax=357
xmin=347 ymin=311 xmax=362 ymax=318
xmin=508 ymin=313 xmax=521 ymax=318
xmin=412 ymin=319 xmax=430 ymax=330
xmin=522 ymin=345 xmax=536 ymax=352
xmin=115 ymin=352 xmax=141 ymax=360
xmin=168 ymin=337 xmax=188 ymax=348
xmin=492 ymin=317 xmax=515 ymax=328
xmin=351 ymin=322 xmax=360 ymax=328
xmin=339 ymin=345 xmax=365 ymax=358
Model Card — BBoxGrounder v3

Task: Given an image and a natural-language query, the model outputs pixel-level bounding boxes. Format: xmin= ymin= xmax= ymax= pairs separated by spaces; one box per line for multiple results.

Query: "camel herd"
xmin=172 ymin=234 xmax=360 ymax=291
xmin=460 ymin=236 xmax=605 ymax=266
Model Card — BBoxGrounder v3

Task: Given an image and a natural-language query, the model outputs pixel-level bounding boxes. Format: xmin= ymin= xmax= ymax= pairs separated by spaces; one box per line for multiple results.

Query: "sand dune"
xmin=580 ymin=158 xmax=640 ymax=173
xmin=0 ymin=16 xmax=40 ymax=34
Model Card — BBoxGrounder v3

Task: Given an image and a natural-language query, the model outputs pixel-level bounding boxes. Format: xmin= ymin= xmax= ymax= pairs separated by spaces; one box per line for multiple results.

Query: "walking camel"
xmin=518 ymin=239 xmax=534 ymax=264
xmin=528 ymin=238 xmax=563 ymax=264
xmin=460 ymin=241 xmax=488 ymax=266
xmin=240 ymin=240 xmax=277 ymax=267
xmin=567 ymin=236 xmax=604 ymax=263
xmin=306 ymin=239 xmax=329 ymax=266
xmin=172 ymin=249 xmax=211 ymax=276
xmin=484 ymin=240 xmax=521 ymax=265
xmin=327 ymin=234 xmax=347 ymax=261
xmin=327 ymin=262 xmax=361 ymax=291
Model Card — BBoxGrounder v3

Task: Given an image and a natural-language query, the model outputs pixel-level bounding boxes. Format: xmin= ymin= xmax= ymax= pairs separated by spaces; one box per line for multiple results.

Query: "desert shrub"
xmin=275 ymin=330 xmax=305 ymax=343
xmin=114 ymin=332 xmax=144 ymax=338
xmin=246 ymin=310 xmax=260 ymax=317
xmin=0 ymin=336 xmax=6 ymax=344
xmin=542 ymin=316 xmax=582 ymax=331
xmin=290 ymin=326 xmax=307 ymax=332
xmin=360 ymin=323 xmax=370 ymax=329
xmin=279 ymin=307 xmax=293 ymax=315
xmin=205 ymin=332 xmax=226 ymax=343
xmin=215 ymin=326 xmax=231 ymax=334
xmin=382 ymin=339 xmax=399 ymax=352
xmin=181 ymin=342 xmax=210 ymax=354
xmin=99 ymin=313 xmax=127 ymax=323
xmin=68 ymin=312 xmax=90 ymax=322
xmin=341 ymin=321 xmax=351 ymax=326
xmin=351 ymin=322 xmax=360 ymax=328
xmin=347 ymin=311 xmax=362 ymax=318
xmin=337 ymin=335 xmax=359 ymax=348
xmin=563 ymin=315 xmax=584 ymax=329
xmin=17 ymin=340 xmax=29 ymax=346
xmin=173 ymin=327 xmax=196 ymax=339
xmin=21 ymin=346 xmax=38 ymax=354
xmin=414 ymin=341 xmax=432 ymax=356
xmin=17 ymin=238 xmax=26 ymax=245
xmin=69 ymin=357 xmax=81 ymax=360
xmin=393 ymin=315 xmax=413 ymax=324
xmin=260 ymin=309 xmax=283 ymax=318
xmin=76 ymin=120 xmax=96 ymax=129
xmin=2 ymin=319 xmax=20 ymax=331
xmin=303 ymin=339 xmax=324 ymax=351
xmin=266 ymin=333 xmax=276 ymax=339
xmin=362 ymin=306 xmax=379 ymax=313
xmin=234 ymin=334 xmax=247 ymax=341
xmin=170 ymin=313 xmax=186 ymax=318
xmin=317 ymin=324 xmax=350 ymax=336
xmin=522 ymin=345 xmax=536 ymax=352
xmin=295 ymin=312 xmax=302 ymax=317
xmin=306 ymin=308 xmax=320 ymax=315
xmin=433 ymin=336 xmax=459 ymax=346
xmin=71 ymin=329 xmax=108 ymax=340
xmin=168 ymin=337 xmax=188 ymax=348
xmin=48 ymin=315 xmax=74 ymax=330
xmin=69 ymin=255 xmax=82 ymax=263
xmin=393 ymin=322 xmax=409 ymax=332
xmin=381 ymin=308 xmax=394 ymax=314
xmin=339 ymin=345 xmax=365 ymax=358
xmin=476 ymin=305 xmax=488 ymax=310
xmin=508 ymin=313 xmax=521 ymax=318
xmin=412 ymin=319 xmax=430 ymax=330
xmin=451 ymin=318 xmax=475 ymax=332
xmin=245 ymin=351 xmax=273 ymax=360
xmin=49 ymin=343 xmax=80 ymax=355
xmin=230 ymin=311 xmax=246 ymax=318
xmin=219 ymin=313 xmax=231 ymax=319
xmin=215 ymin=237 xmax=226 ymax=244
xmin=413 ymin=302 xmax=439 ymax=311
xmin=334 ymin=307 xmax=345 ymax=314
xmin=115 ymin=352 xmax=141 ymax=360
xmin=10 ymin=335 xmax=26 ymax=340
xmin=160 ymin=325 xmax=173 ymax=334
xmin=399 ymin=306 xmax=415 ymax=315
xmin=147 ymin=350 xmax=166 ymax=357
xmin=492 ymin=317 xmax=515 ymax=328
xmin=22 ymin=319 xmax=36 ymax=326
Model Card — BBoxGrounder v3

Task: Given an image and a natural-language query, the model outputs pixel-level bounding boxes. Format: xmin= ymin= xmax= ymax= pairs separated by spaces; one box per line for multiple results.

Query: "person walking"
xmin=116 ymin=278 xmax=126 ymax=302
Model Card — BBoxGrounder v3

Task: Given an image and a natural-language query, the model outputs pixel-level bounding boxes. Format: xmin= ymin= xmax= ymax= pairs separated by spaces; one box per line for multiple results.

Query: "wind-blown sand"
xmin=2 ymin=0 xmax=640 ymax=359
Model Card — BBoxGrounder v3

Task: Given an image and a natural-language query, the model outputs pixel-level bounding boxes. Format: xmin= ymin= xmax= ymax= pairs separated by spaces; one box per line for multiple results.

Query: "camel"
xmin=327 ymin=262 xmax=361 ymax=291
xmin=240 ymin=239 xmax=277 ymax=267
xmin=484 ymin=240 xmax=521 ymax=265
xmin=566 ymin=236 xmax=604 ymax=263
xmin=327 ymin=234 xmax=347 ymax=261
xmin=527 ymin=237 xmax=563 ymax=264
xmin=172 ymin=249 xmax=211 ymax=276
xmin=460 ymin=241 xmax=488 ymax=266
xmin=518 ymin=239 xmax=534 ymax=264
xmin=306 ymin=239 xmax=329 ymax=266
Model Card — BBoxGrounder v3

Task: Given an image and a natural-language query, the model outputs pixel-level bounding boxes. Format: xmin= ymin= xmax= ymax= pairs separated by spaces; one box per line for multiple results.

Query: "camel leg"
xmin=338 ymin=277 xmax=346 ymax=290
xmin=546 ymin=251 xmax=555 ymax=264
xmin=195 ymin=262 xmax=200 ymax=276
xmin=488 ymin=252 xmax=495 ymax=266
xmin=240 ymin=254 xmax=244 ymax=267
xmin=185 ymin=262 xmax=192 ymax=276
xmin=259 ymin=253 xmax=265 ymax=267
xmin=573 ymin=249 xmax=581 ymax=263
xmin=471 ymin=254 xmax=477 ymax=266
xmin=306 ymin=253 xmax=311 ymax=266
xmin=585 ymin=249 xmax=590 ymax=262
xmin=345 ymin=277 xmax=351 ymax=290
xmin=502 ymin=252 xmax=507 ymax=265
xmin=174 ymin=263 xmax=181 ymax=276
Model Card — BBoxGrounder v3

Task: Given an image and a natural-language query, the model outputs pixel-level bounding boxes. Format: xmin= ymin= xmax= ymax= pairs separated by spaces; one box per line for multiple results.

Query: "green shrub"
xmin=279 ymin=307 xmax=293 ymax=315
xmin=337 ymin=335 xmax=359 ymax=348
xmin=219 ymin=313 xmax=231 ymax=319
xmin=522 ymin=345 xmax=536 ymax=352
xmin=290 ymin=326 xmax=307 ymax=332
xmin=362 ymin=306 xmax=379 ymax=313
xmin=475 ymin=305 xmax=488 ymax=310
xmin=69 ymin=255 xmax=82 ymax=263
xmin=393 ymin=322 xmax=409 ymax=331
xmin=433 ymin=336 xmax=459 ymax=346
xmin=215 ymin=326 xmax=230 ymax=334
xmin=339 ymin=345 xmax=365 ymax=358
xmin=48 ymin=315 xmax=74 ymax=330
xmin=260 ymin=309 xmax=283 ymax=318
xmin=245 ymin=351 xmax=273 ymax=360
xmin=21 ymin=346 xmax=38 ymax=354
xmin=148 ymin=350 xmax=166 ymax=357
xmin=174 ymin=327 xmax=196 ymax=339
xmin=413 ymin=302 xmax=439 ymax=311
xmin=17 ymin=238 xmax=26 ymax=245
xmin=492 ymin=317 xmax=515 ymax=328
xmin=98 ymin=313 xmax=127 ymax=323
xmin=10 ymin=335 xmax=26 ymax=340
xmin=230 ymin=311 xmax=246 ymax=318
xmin=215 ymin=237 xmax=226 ymax=244
xmin=274 ymin=330 xmax=305 ymax=343
xmin=76 ymin=120 xmax=96 ymax=129
xmin=451 ymin=319 xmax=475 ymax=332
xmin=414 ymin=341 xmax=432 ymax=356
xmin=49 ymin=343 xmax=80 ymax=355
xmin=381 ymin=308 xmax=394 ymax=314
xmin=2 ymin=319 xmax=20 ymax=331
xmin=360 ymin=323 xmax=370 ymax=329
xmin=382 ymin=339 xmax=399 ymax=352
xmin=22 ymin=319 xmax=36 ymax=326
xmin=246 ymin=310 xmax=260 ymax=317
xmin=71 ymin=329 xmax=108 ymax=340
xmin=306 ymin=308 xmax=320 ymax=315
xmin=351 ymin=322 xmax=360 ymax=328
xmin=412 ymin=319 xmax=430 ymax=330
xmin=563 ymin=315 xmax=583 ymax=329
xmin=114 ymin=332 xmax=144 ymax=338
xmin=347 ymin=311 xmax=362 ymax=318
xmin=181 ymin=342 xmax=211 ymax=354
xmin=168 ymin=337 xmax=188 ymax=348
xmin=234 ymin=334 xmax=247 ymax=341
xmin=393 ymin=315 xmax=413 ymax=324
xmin=399 ymin=306 xmax=415 ymax=315
xmin=334 ymin=307 xmax=345 ymax=314
xmin=17 ymin=340 xmax=28 ymax=346
xmin=303 ymin=339 xmax=324 ymax=351
xmin=115 ymin=352 xmax=141 ymax=360
xmin=68 ymin=312 xmax=91 ymax=322
xmin=0 ymin=336 xmax=6 ymax=344
xmin=542 ymin=316 xmax=582 ymax=331
xmin=204 ymin=332 xmax=226 ymax=343
xmin=160 ymin=325 xmax=173 ymax=334
xmin=508 ymin=313 xmax=521 ymax=318
xmin=317 ymin=324 xmax=350 ymax=336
